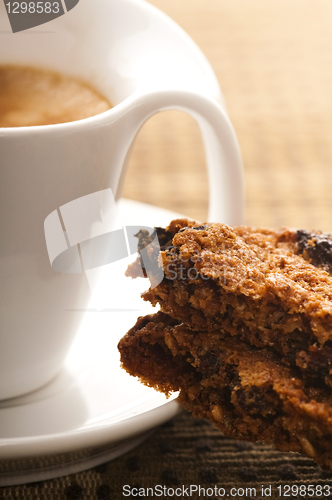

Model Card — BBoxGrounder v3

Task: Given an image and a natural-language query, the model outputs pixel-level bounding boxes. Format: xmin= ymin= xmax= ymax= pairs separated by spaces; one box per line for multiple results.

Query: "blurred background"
xmin=123 ymin=0 xmax=332 ymax=231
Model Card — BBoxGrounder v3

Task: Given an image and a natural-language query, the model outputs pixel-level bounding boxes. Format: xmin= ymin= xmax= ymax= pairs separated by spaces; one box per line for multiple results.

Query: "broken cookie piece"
xmin=118 ymin=311 xmax=332 ymax=470
xmin=120 ymin=219 xmax=332 ymax=468
xmin=128 ymin=219 xmax=332 ymax=387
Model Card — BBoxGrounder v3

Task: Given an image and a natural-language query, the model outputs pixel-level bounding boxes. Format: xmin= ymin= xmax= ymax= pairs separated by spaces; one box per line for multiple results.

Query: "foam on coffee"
xmin=0 ymin=65 xmax=112 ymax=127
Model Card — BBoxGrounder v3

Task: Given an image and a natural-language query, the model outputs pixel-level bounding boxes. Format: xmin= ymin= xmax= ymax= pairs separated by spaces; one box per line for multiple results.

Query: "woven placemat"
xmin=1 ymin=412 xmax=332 ymax=499
xmin=3 ymin=0 xmax=332 ymax=497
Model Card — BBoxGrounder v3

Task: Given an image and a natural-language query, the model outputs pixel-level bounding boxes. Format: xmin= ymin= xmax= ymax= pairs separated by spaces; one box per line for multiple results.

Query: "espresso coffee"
xmin=0 ymin=65 xmax=112 ymax=127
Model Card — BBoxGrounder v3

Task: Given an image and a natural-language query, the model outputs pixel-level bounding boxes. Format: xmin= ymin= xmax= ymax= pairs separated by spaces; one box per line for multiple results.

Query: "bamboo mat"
xmin=3 ymin=1 xmax=332 ymax=498
xmin=124 ymin=0 xmax=332 ymax=231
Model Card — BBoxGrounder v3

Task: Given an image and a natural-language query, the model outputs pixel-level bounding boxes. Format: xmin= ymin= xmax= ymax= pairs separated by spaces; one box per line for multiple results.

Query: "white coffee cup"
xmin=0 ymin=0 xmax=244 ymax=400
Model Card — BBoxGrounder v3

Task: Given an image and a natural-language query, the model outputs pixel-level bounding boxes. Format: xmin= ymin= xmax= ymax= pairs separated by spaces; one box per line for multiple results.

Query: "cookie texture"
xmin=118 ymin=311 xmax=332 ymax=469
xmin=129 ymin=219 xmax=332 ymax=388
xmin=119 ymin=219 xmax=332 ymax=469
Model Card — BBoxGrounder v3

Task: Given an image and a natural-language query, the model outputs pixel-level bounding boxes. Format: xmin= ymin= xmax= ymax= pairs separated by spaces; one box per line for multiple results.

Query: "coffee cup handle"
xmin=125 ymin=90 xmax=244 ymax=225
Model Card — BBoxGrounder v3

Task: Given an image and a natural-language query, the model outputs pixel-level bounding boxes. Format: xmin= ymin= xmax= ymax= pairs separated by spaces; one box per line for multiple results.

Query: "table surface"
xmin=4 ymin=0 xmax=332 ymax=498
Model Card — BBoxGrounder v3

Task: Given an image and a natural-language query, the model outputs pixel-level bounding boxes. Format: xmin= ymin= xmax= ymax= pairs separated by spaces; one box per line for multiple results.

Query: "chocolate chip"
xmin=199 ymin=353 xmax=220 ymax=376
xmin=296 ymin=229 xmax=332 ymax=273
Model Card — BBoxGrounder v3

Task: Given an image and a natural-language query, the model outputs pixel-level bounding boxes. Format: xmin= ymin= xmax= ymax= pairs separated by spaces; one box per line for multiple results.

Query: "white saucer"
xmin=0 ymin=199 xmax=183 ymax=487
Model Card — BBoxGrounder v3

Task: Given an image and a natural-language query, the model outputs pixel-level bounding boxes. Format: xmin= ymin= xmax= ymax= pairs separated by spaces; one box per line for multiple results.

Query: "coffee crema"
xmin=0 ymin=65 xmax=112 ymax=127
